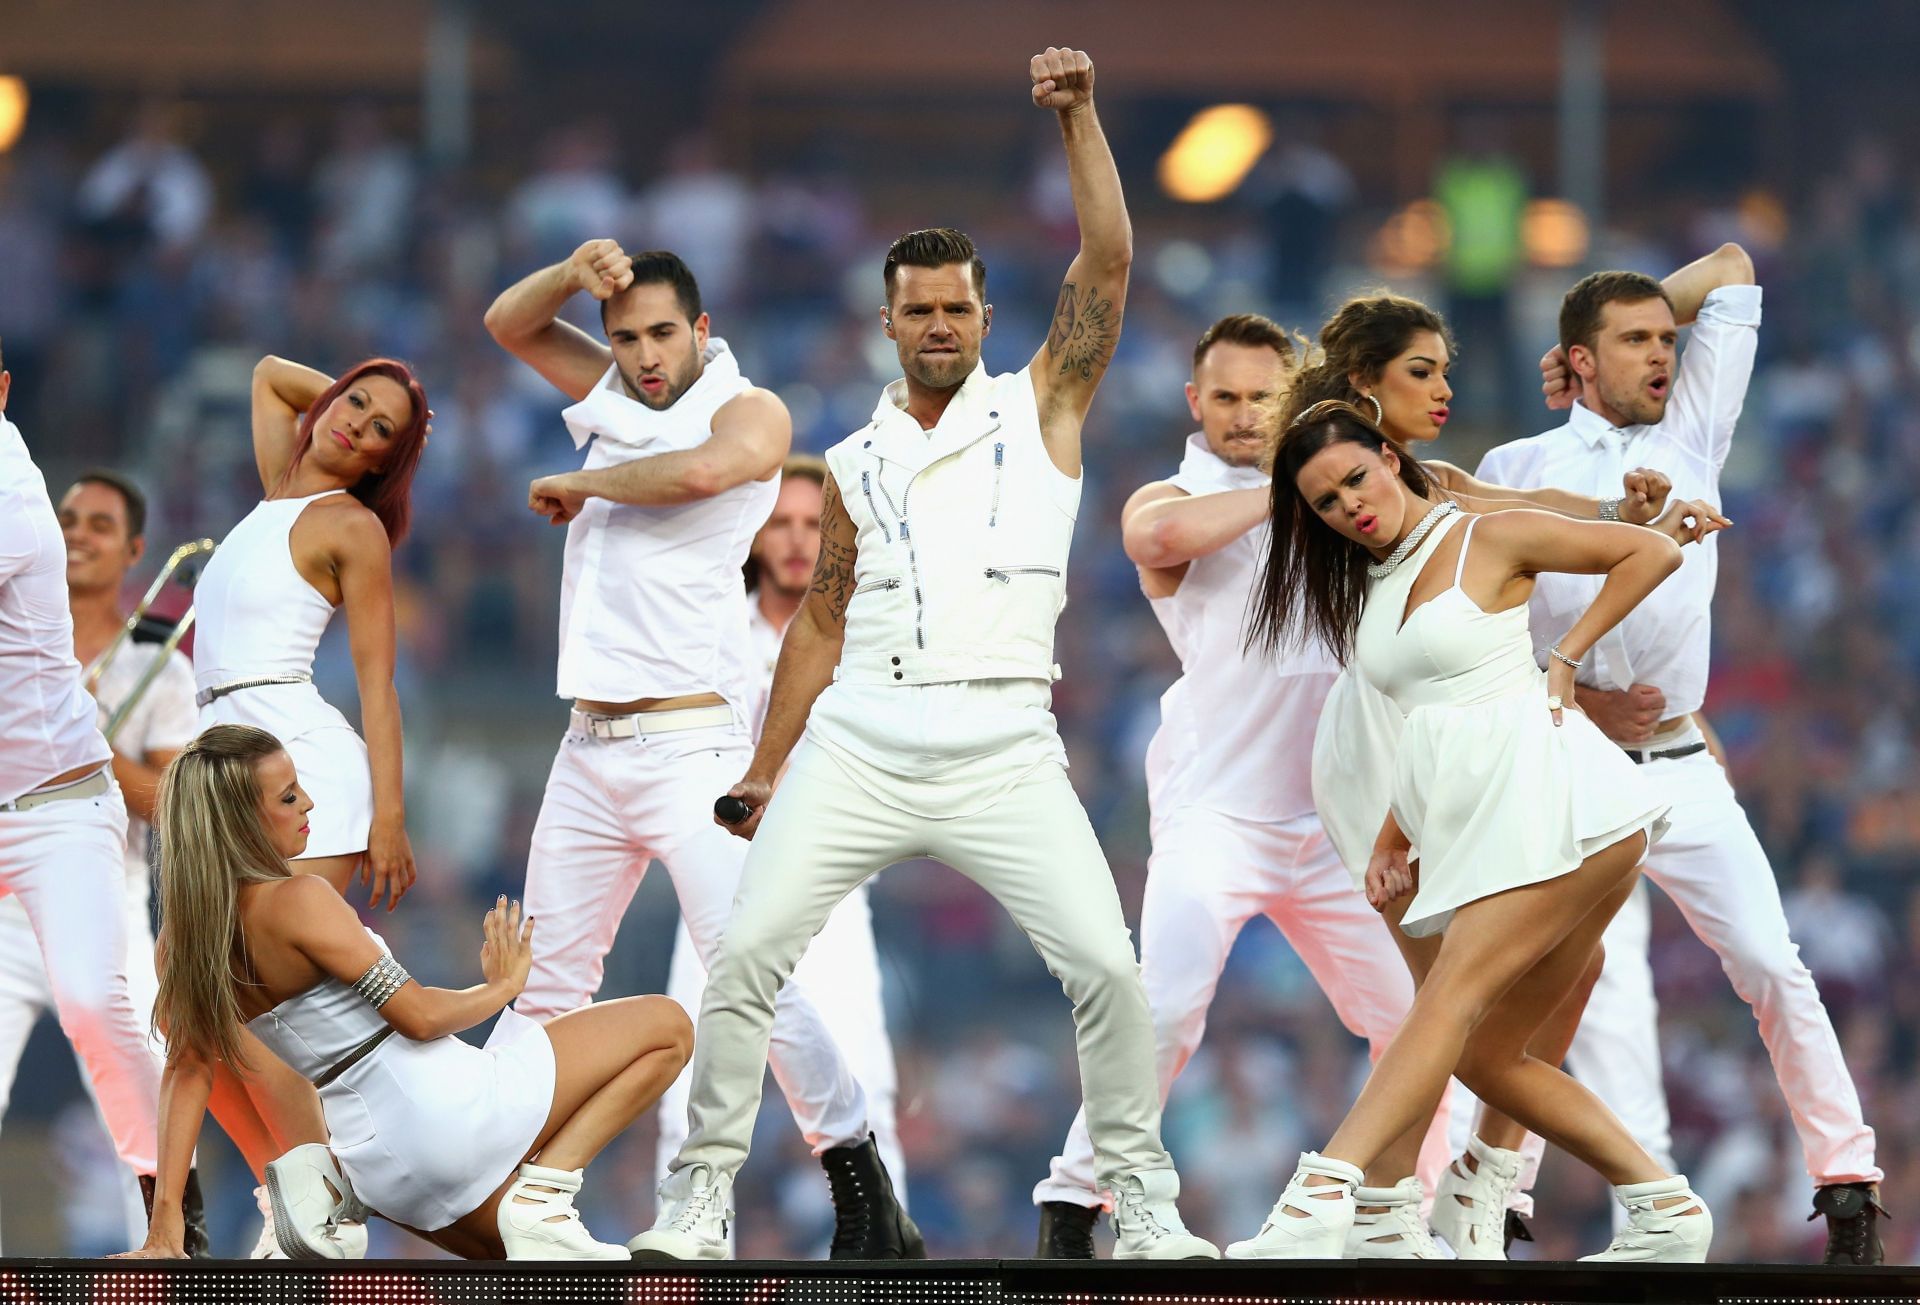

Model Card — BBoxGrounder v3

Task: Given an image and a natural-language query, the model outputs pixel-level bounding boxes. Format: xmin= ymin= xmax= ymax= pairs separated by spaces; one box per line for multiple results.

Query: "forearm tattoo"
xmin=1047 ymin=281 xmax=1119 ymax=382
xmin=810 ymin=475 xmax=857 ymax=624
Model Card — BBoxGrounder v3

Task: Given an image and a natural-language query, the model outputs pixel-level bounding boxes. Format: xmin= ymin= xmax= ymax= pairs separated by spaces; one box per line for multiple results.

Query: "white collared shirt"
xmin=87 ymin=642 xmax=198 ymax=876
xmin=1475 ymin=283 xmax=1763 ymax=717
xmin=0 ymin=417 xmax=112 ymax=803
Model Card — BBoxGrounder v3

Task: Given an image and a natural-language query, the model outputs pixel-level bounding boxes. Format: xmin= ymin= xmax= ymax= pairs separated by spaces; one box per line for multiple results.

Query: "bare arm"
xmin=718 ymin=471 xmax=857 ymax=839
xmin=1026 ymin=48 xmax=1131 ymax=475
xmin=1123 ymin=482 xmax=1269 ymax=595
xmin=110 ymin=746 xmax=180 ymax=824
xmin=482 ymin=239 xmax=629 ymax=402
xmin=330 ymin=510 xmax=413 ymax=910
xmin=251 ymin=356 xmax=332 ymax=493
xmin=527 ymin=389 xmax=791 ymax=524
xmin=1432 ymin=461 xmax=1673 ymax=526
xmin=115 ymin=1050 xmax=213 ymax=1256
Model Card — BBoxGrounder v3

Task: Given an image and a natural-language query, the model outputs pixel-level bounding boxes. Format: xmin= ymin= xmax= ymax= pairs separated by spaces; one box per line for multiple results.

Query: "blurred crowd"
xmin=2 ymin=95 xmax=1918 ymax=1263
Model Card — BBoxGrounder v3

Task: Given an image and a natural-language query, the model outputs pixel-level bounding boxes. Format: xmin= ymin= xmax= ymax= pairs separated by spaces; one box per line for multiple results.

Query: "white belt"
xmin=1 ymin=768 xmax=111 ymax=813
xmin=570 ymin=704 xmax=734 ymax=740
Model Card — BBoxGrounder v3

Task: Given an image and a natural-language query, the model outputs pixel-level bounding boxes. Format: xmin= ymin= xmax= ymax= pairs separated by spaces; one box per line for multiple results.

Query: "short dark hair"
xmin=744 ymin=454 xmax=831 ymax=591
xmin=604 ymin=250 xmax=704 ymax=327
xmin=883 ymin=228 xmax=987 ymax=302
xmin=1193 ymin=313 xmax=1301 ymax=373
xmin=72 ymin=469 xmax=148 ymax=539
xmin=1559 ymin=271 xmax=1674 ymax=355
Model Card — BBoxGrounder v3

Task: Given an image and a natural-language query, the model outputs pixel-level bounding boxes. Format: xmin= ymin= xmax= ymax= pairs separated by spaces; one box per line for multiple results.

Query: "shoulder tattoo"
xmin=1047 ymin=281 xmax=1119 ymax=382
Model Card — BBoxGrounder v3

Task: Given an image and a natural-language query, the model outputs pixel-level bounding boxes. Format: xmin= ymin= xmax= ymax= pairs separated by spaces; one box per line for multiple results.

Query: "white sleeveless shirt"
xmin=554 ymin=340 xmax=771 ymax=708
xmin=1143 ymin=436 xmax=1338 ymax=825
xmin=193 ymin=491 xmax=342 ymax=690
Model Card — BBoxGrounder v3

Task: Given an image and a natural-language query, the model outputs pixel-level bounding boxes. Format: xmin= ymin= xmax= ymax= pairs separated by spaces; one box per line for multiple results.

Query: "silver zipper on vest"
xmin=860 ymin=472 xmax=892 ymax=543
xmin=872 ymin=468 xmax=901 ymax=521
xmin=899 ymin=485 xmax=926 ymax=650
xmin=851 ymin=577 xmax=901 ymax=596
xmin=984 ymin=566 xmax=1062 ymax=582
xmin=988 ymin=442 xmax=1005 ymax=526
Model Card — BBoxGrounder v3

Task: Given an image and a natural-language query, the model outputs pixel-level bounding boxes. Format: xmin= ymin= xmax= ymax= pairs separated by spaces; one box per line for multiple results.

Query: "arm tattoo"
xmin=1046 ymin=281 xmax=1119 ymax=382
xmin=809 ymin=475 xmax=857 ymax=625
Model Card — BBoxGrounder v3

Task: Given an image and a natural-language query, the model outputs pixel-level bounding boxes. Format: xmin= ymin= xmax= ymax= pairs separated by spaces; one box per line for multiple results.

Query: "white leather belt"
xmin=1 ymin=768 xmax=111 ymax=813
xmin=570 ymin=704 xmax=734 ymax=740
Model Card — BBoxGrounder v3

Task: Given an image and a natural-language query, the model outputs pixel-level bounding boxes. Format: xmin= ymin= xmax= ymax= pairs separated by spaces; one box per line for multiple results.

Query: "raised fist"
xmin=1031 ymin=47 xmax=1095 ymax=113
xmin=569 ymin=239 xmax=634 ymax=302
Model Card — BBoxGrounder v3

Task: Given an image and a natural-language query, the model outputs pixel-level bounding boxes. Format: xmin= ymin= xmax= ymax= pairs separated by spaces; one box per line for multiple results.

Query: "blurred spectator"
xmin=75 ymin=99 xmax=213 ymax=255
xmin=1434 ymin=116 xmax=1527 ymax=418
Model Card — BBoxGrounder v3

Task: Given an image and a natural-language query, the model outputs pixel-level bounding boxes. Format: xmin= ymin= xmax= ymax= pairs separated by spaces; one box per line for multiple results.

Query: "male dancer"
xmin=484 ymin=247 xmax=885 ymax=1246
xmin=0 ymin=350 xmax=166 ymax=1246
xmin=656 ymin=455 xmax=905 ymax=1209
xmin=1030 ymin=315 xmax=1448 ymax=1258
xmin=630 ymin=47 xmax=1217 ymax=1263
xmin=0 ymin=471 xmax=206 ymax=1255
xmin=1477 ymin=244 xmax=1886 ymax=1263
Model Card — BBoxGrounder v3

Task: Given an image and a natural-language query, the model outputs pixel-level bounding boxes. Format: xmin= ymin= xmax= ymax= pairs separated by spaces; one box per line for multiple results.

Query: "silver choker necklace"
xmin=1367 ymin=501 xmax=1459 ymax=579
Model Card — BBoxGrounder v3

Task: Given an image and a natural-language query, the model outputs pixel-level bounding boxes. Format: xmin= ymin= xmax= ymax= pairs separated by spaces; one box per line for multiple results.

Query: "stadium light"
xmin=1523 ymin=198 xmax=1590 ymax=267
xmin=0 ymin=78 xmax=26 ymax=154
xmin=1158 ymin=104 xmax=1272 ymax=204
xmin=1371 ymin=199 xmax=1451 ymax=272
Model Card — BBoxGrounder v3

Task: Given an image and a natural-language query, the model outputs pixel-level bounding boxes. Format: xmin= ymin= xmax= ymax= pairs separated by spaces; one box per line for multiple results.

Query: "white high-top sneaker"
xmin=627 ymin=1165 xmax=734 ymax=1261
xmin=496 ymin=1163 xmax=628 ymax=1260
xmin=250 ymin=1186 xmax=285 ymax=1259
xmin=1227 ymin=1153 xmax=1364 ymax=1259
xmin=1347 ymin=1177 xmax=1444 ymax=1259
xmin=1431 ymin=1135 xmax=1523 ymax=1260
xmin=264 ymin=1144 xmax=367 ymax=1260
xmin=1579 ymin=1176 xmax=1712 ymax=1263
xmin=1108 ymin=1170 xmax=1220 ymax=1260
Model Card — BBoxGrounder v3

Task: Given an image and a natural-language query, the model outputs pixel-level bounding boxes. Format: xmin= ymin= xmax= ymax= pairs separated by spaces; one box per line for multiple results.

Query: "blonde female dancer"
xmin=119 ymin=725 xmax=692 ymax=1260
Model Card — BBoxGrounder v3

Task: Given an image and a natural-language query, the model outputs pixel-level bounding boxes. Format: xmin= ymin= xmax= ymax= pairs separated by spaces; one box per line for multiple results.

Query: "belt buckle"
xmin=586 ymin=714 xmax=638 ymax=740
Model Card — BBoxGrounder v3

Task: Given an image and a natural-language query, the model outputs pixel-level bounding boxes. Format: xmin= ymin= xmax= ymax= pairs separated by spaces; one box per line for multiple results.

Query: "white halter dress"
xmin=1346 ymin=512 xmax=1670 ymax=937
xmin=247 ymin=933 xmax=555 ymax=1231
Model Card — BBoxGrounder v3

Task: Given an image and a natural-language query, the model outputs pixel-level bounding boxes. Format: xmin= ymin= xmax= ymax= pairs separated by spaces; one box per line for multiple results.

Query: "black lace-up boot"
xmin=138 ymin=1169 xmax=211 ymax=1257
xmin=1811 ymin=1182 xmax=1886 ymax=1265
xmin=1036 ymin=1201 xmax=1099 ymax=1258
xmin=820 ymin=1134 xmax=926 ymax=1259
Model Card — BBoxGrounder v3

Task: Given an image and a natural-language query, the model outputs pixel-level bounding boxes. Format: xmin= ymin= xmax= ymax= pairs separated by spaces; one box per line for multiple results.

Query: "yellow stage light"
xmin=1158 ymin=104 xmax=1272 ymax=204
xmin=0 ymin=78 xmax=26 ymax=155
xmin=1523 ymin=198 xmax=1590 ymax=268
xmin=1371 ymin=199 xmax=1451 ymax=272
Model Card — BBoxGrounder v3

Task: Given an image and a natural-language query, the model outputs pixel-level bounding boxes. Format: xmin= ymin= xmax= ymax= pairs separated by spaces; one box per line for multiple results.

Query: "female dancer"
xmin=188 ymin=355 xmax=428 ymax=1253
xmin=1230 ymin=401 xmax=1716 ymax=1261
xmin=120 ymin=724 xmax=692 ymax=1259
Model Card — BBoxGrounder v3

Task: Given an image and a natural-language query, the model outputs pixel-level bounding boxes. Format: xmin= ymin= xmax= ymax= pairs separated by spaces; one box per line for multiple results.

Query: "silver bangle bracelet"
xmin=1548 ymin=646 xmax=1583 ymax=670
xmin=351 ymin=955 xmax=411 ymax=1010
xmin=1596 ymin=497 xmax=1624 ymax=522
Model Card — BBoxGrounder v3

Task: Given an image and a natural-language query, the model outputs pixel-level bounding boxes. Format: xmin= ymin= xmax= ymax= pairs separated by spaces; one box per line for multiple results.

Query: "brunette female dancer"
xmin=1229 ymin=401 xmax=1719 ymax=1261
xmin=187 ymin=355 xmax=428 ymax=1254
xmin=118 ymin=725 xmax=692 ymax=1260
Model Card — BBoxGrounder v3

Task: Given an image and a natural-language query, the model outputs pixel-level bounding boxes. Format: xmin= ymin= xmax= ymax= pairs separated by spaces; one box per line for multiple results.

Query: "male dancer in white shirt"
xmin=656 ymin=455 xmax=905 ymax=1216
xmin=0 ymin=352 xmax=164 ymax=1248
xmin=1029 ymin=315 xmax=1448 ymax=1258
xmin=630 ymin=48 xmax=1216 ymax=1262
xmin=1476 ymin=245 xmax=1885 ymax=1263
xmin=484 ymin=247 xmax=886 ymax=1250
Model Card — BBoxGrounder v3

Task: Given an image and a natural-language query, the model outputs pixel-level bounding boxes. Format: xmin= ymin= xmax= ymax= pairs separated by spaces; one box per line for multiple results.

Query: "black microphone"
xmin=714 ymin=795 xmax=752 ymax=826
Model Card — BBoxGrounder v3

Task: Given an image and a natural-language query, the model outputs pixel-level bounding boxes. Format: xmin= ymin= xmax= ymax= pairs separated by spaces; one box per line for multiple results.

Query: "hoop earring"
xmin=1364 ymin=393 xmax=1384 ymax=427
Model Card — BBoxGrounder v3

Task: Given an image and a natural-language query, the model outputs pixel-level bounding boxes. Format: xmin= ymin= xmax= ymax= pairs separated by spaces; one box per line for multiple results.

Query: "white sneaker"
xmin=1226 ymin=1152 xmax=1364 ymax=1259
xmin=1347 ymin=1177 xmax=1444 ymax=1259
xmin=496 ymin=1163 xmax=628 ymax=1260
xmin=627 ymin=1165 xmax=733 ymax=1261
xmin=250 ymin=1186 xmax=285 ymax=1259
xmin=1431 ymin=1135 xmax=1523 ymax=1260
xmin=1109 ymin=1170 xmax=1220 ymax=1260
xmin=264 ymin=1144 xmax=366 ymax=1260
xmin=1579 ymin=1176 xmax=1712 ymax=1263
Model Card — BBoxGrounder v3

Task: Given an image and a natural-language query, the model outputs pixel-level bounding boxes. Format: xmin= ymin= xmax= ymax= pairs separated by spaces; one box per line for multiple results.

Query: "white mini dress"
xmin=194 ymin=491 xmax=374 ymax=858
xmin=247 ymin=933 xmax=556 ymax=1231
xmin=1344 ymin=512 xmax=1670 ymax=937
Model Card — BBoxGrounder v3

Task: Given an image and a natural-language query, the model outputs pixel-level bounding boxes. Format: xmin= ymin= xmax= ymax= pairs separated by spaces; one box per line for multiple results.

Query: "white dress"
xmin=247 ymin=935 xmax=555 ymax=1231
xmin=1348 ymin=512 xmax=1670 ymax=937
xmin=193 ymin=491 xmax=374 ymax=858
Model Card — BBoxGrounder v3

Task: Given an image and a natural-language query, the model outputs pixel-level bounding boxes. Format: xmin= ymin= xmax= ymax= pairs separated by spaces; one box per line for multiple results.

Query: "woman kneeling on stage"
xmin=122 ymin=724 xmax=692 ymax=1261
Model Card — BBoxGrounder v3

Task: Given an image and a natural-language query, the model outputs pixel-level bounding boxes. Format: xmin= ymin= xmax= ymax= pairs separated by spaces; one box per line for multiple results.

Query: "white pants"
xmin=672 ymin=744 xmax=1172 ymax=1192
xmin=1034 ymin=807 xmax=1451 ymax=1207
xmin=1570 ymin=748 xmax=1876 ymax=1185
xmin=0 ymin=785 xmax=159 ymax=1177
xmin=657 ymin=889 xmax=905 ymax=1202
xmin=516 ymin=721 xmax=867 ymax=1154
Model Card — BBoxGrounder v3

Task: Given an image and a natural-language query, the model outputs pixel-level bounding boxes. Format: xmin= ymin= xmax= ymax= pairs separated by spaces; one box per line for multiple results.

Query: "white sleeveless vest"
xmin=824 ymin=364 xmax=1079 ymax=686
xmin=1142 ymin=435 xmax=1339 ymax=824
xmin=554 ymin=339 xmax=773 ymax=706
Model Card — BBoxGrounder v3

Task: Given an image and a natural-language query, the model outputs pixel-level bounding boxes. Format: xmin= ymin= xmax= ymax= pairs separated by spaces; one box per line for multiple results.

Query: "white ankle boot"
xmin=496 ymin=1163 xmax=628 ymax=1260
xmin=1431 ymin=1135 xmax=1523 ymax=1260
xmin=627 ymin=1165 xmax=734 ymax=1261
xmin=1227 ymin=1152 xmax=1364 ymax=1258
xmin=264 ymin=1144 xmax=367 ymax=1260
xmin=1109 ymin=1169 xmax=1220 ymax=1260
xmin=1347 ymin=1176 xmax=1443 ymax=1259
xmin=1579 ymin=1176 xmax=1712 ymax=1263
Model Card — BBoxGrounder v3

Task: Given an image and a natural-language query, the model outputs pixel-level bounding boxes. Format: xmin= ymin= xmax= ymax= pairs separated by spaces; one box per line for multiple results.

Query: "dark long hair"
xmin=276 ymin=359 xmax=430 ymax=546
xmin=1247 ymin=400 xmax=1435 ymax=664
xmin=1277 ymin=293 xmax=1456 ymax=433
